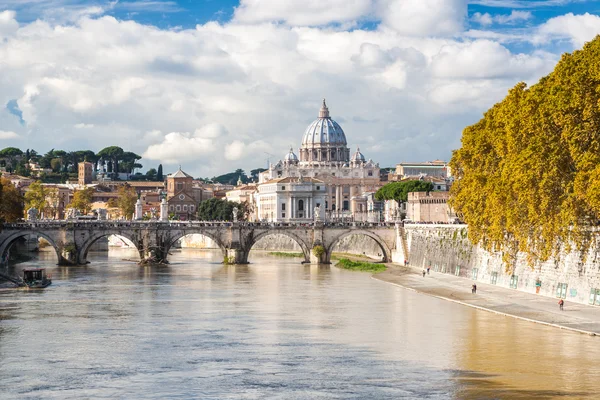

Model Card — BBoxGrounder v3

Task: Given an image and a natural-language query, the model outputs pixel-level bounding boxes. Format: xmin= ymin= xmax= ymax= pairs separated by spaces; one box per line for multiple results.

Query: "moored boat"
xmin=22 ymin=268 xmax=52 ymax=288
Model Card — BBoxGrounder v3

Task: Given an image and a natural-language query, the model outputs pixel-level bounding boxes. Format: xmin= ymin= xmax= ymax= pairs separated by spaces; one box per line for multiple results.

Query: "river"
xmin=1 ymin=249 xmax=599 ymax=399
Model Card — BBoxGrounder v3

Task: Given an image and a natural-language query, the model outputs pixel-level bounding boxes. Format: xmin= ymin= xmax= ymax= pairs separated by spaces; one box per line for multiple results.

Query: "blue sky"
xmin=0 ymin=0 xmax=599 ymax=176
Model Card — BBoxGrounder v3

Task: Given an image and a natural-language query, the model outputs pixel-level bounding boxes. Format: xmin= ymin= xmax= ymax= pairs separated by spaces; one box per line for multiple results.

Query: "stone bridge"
xmin=0 ymin=221 xmax=401 ymax=266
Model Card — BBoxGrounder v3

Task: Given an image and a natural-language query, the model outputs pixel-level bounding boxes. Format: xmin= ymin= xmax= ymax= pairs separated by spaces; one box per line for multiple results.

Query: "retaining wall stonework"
xmin=405 ymin=224 xmax=600 ymax=306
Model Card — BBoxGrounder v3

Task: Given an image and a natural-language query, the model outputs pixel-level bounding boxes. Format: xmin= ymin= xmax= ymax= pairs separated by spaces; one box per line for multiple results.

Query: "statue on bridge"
xmin=26 ymin=208 xmax=39 ymax=221
xmin=232 ymin=207 xmax=238 ymax=223
xmin=314 ymin=205 xmax=321 ymax=222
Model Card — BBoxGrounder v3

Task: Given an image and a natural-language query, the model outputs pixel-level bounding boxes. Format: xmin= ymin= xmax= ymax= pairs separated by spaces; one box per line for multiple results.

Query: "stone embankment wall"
xmin=178 ymin=233 xmax=383 ymax=258
xmin=404 ymin=224 xmax=600 ymax=306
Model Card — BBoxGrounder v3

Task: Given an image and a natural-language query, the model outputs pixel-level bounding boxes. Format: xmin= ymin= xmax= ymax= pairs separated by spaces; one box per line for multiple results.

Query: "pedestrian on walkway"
xmin=559 ymin=299 xmax=564 ymax=311
xmin=422 ymin=269 xmax=426 ymax=277
xmin=427 ymin=267 xmax=430 ymax=275
xmin=472 ymin=284 xmax=477 ymax=294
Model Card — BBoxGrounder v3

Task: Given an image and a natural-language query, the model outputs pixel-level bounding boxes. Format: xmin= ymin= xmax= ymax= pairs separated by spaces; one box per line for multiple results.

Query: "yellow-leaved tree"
xmin=449 ymin=35 xmax=600 ymax=271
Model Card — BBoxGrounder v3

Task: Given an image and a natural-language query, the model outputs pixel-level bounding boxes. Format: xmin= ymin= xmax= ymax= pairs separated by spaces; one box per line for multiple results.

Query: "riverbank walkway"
xmin=374 ymin=264 xmax=600 ymax=336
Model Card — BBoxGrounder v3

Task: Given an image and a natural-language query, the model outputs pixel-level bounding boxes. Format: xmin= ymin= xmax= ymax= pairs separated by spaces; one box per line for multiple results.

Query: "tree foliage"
xmin=197 ymin=198 xmax=250 ymax=221
xmin=116 ymin=185 xmax=137 ymax=220
xmin=449 ymin=36 xmax=600 ymax=269
xmin=24 ymin=181 xmax=48 ymax=213
xmin=374 ymin=180 xmax=433 ymax=203
xmin=71 ymin=187 xmax=95 ymax=215
xmin=0 ymin=177 xmax=24 ymax=222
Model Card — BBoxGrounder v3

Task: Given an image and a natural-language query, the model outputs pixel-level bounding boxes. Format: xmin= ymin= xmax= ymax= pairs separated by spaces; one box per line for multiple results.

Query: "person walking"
xmin=558 ymin=299 xmax=564 ymax=311
xmin=472 ymin=284 xmax=477 ymax=294
xmin=427 ymin=267 xmax=430 ymax=275
xmin=422 ymin=270 xmax=426 ymax=277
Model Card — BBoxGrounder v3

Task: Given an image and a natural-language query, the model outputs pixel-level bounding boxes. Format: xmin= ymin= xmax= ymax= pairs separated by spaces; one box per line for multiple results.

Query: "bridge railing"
xmin=1 ymin=220 xmax=400 ymax=229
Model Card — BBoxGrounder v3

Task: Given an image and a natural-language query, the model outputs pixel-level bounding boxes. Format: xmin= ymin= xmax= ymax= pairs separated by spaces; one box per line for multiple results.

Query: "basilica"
xmin=257 ymin=100 xmax=381 ymax=221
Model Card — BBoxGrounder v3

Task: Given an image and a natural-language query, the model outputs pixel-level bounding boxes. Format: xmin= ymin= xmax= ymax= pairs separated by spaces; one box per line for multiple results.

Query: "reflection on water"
xmin=0 ymin=248 xmax=599 ymax=399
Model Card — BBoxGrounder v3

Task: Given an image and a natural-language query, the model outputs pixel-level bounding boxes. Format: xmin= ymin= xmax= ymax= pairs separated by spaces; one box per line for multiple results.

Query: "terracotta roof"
xmin=169 ymin=167 xmax=192 ymax=179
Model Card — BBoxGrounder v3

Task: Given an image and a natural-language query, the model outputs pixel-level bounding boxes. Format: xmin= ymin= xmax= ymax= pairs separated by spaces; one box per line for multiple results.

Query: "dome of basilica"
xmin=284 ymin=148 xmax=299 ymax=163
xmin=351 ymin=147 xmax=365 ymax=163
xmin=301 ymin=99 xmax=347 ymax=147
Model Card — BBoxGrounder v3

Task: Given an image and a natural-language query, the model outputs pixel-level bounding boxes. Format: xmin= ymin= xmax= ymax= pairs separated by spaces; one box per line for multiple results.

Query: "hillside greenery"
xmin=449 ymin=36 xmax=600 ymax=269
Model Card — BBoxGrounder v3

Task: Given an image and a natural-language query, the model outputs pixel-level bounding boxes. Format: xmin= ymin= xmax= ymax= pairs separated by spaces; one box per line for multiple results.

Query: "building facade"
xmin=255 ymin=177 xmax=326 ymax=222
xmin=259 ymin=99 xmax=381 ymax=220
xmin=166 ymin=167 xmax=197 ymax=220
xmin=406 ymin=191 xmax=457 ymax=223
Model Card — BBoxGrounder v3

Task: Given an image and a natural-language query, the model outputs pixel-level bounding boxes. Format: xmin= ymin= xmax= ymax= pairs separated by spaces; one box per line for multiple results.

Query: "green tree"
xmin=71 ymin=187 xmax=94 ymax=215
xmin=146 ymin=168 xmax=157 ymax=181
xmin=197 ymin=198 xmax=244 ymax=221
xmin=97 ymin=146 xmax=124 ymax=177
xmin=24 ymin=181 xmax=48 ymax=214
xmin=449 ymin=35 xmax=600 ymax=269
xmin=157 ymin=164 xmax=163 ymax=181
xmin=374 ymin=180 xmax=433 ymax=204
xmin=116 ymin=185 xmax=137 ymax=220
xmin=0 ymin=147 xmax=23 ymax=172
xmin=0 ymin=177 xmax=24 ymax=222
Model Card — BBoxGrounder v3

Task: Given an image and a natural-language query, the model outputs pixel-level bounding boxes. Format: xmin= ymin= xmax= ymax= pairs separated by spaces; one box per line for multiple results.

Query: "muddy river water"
xmin=1 ymin=249 xmax=599 ymax=399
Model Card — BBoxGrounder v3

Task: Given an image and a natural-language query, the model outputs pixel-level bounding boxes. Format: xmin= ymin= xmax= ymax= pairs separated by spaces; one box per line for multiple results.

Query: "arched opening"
xmin=0 ymin=232 xmax=60 ymax=267
xmin=80 ymin=233 xmax=140 ymax=264
xmin=327 ymin=231 xmax=391 ymax=264
xmin=165 ymin=232 xmax=227 ymax=264
xmin=246 ymin=231 xmax=311 ymax=264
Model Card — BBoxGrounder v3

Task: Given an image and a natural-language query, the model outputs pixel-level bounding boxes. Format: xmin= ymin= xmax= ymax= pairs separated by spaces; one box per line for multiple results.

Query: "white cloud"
xmin=143 ymin=124 xmax=228 ymax=164
xmin=0 ymin=10 xmax=18 ymax=38
xmin=74 ymin=123 xmax=94 ymax=129
xmin=224 ymin=140 xmax=245 ymax=161
xmin=379 ymin=0 xmax=468 ymax=36
xmin=0 ymin=6 xmax=572 ymax=176
xmin=233 ymin=0 xmax=374 ymax=26
xmin=471 ymin=10 xmax=532 ymax=26
xmin=431 ymin=40 xmax=553 ymax=80
xmin=535 ymin=12 xmax=600 ymax=47
xmin=0 ymin=130 xmax=19 ymax=139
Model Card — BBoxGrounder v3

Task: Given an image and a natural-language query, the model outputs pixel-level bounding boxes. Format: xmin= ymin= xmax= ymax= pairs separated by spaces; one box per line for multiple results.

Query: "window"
xmin=281 ymin=186 xmax=285 ymax=190
xmin=169 ymin=205 xmax=174 ymax=211
xmin=490 ymin=272 xmax=498 ymax=285
xmin=281 ymin=203 xmax=286 ymax=211
xmin=455 ymin=265 xmax=461 ymax=276
xmin=282 ymin=213 xmax=286 ymax=218
xmin=556 ymin=282 xmax=568 ymax=298
xmin=510 ymin=275 xmax=518 ymax=289
xmin=589 ymin=288 xmax=600 ymax=305
xmin=472 ymin=268 xmax=478 ymax=280
xmin=316 ymin=186 xmax=320 ymax=190
xmin=176 ymin=205 xmax=181 ymax=212
xmin=177 ymin=182 xmax=183 ymax=191
xmin=325 ymin=201 xmax=328 ymax=209
xmin=183 ymin=205 xmax=188 ymax=211
xmin=343 ymin=200 xmax=349 ymax=210
xmin=298 ymin=200 xmax=304 ymax=211
xmin=190 ymin=205 xmax=195 ymax=212
xmin=368 ymin=171 xmax=373 ymax=176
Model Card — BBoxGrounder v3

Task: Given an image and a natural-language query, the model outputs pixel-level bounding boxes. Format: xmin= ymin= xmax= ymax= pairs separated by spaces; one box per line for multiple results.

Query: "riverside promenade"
xmin=374 ymin=265 xmax=600 ymax=336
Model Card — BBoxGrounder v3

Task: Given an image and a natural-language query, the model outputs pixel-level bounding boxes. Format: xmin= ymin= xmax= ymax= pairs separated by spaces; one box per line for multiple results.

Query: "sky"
xmin=1 ymin=1 xmax=600 ymax=178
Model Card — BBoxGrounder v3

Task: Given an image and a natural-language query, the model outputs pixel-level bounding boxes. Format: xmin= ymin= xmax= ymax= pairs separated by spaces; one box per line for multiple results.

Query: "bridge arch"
xmin=163 ymin=230 xmax=228 ymax=262
xmin=325 ymin=230 xmax=392 ymax=263
xmin=78 ymin=231 xmax=141 ymax=265
xmin=244 ymin=230 xmax=311 ymax=263
xmin=0 ymin=231 xmax=61 ymax=265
